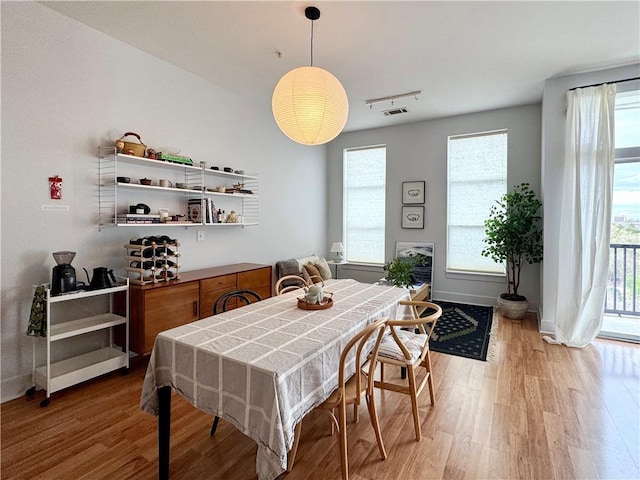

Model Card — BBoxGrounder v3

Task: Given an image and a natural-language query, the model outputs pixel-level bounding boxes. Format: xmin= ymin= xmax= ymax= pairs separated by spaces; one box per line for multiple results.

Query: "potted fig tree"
xmin=482 ymin=183 xmax=543 ymax=319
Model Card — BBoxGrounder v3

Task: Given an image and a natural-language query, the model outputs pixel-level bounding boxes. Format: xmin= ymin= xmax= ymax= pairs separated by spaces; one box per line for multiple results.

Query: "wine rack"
xmin=124 ymin=236 xmax=180 ymax=285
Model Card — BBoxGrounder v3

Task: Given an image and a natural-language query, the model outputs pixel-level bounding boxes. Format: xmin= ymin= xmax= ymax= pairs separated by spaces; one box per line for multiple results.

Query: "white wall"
xmin=1 ymin=2 xmax=328 ymax=402
xmin=540 ymin=63 xmax=640 ymax=333
xmin=328 ymin=104 xmax=542 ymax=306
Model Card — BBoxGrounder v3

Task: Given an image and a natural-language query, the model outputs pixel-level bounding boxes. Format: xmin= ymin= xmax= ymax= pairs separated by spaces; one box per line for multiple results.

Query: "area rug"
xmin=423 ymin=301 xmax=496 ymax=361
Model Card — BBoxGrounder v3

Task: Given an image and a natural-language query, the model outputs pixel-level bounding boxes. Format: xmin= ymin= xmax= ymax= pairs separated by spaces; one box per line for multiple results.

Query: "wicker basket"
xmin=115 ymin=132 xmax=146 ymax=157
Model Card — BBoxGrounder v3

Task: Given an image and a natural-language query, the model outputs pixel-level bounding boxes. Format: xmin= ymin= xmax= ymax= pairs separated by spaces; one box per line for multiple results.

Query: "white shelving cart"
xmin=27 ymin=279 xmax=129 ymax=407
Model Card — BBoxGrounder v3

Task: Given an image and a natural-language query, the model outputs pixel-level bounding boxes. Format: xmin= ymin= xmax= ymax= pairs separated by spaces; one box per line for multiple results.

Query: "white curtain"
xmin=545 ymin=84 xmax=616 ymax=348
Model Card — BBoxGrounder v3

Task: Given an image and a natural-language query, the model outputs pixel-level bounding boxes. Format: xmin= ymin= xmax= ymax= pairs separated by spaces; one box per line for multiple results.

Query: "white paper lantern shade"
xmin=272 ymin=66 xmax=349 ymax=146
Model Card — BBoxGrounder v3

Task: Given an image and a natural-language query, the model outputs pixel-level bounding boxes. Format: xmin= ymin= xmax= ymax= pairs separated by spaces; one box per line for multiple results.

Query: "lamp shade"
xmin=330 ymin=242 xmax=344 ymax=253
xmin=272 ymin=66 xmax=349 ymax=146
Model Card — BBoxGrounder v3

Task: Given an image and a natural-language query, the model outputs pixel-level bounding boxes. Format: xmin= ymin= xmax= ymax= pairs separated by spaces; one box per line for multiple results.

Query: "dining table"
xmin=140 ymin=278 xmax=412 ymax=480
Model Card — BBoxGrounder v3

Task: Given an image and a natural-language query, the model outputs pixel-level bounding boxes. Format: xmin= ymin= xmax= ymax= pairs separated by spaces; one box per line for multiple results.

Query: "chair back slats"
xmin=387 ymin=301 xmax=441 ymax=363
xmin=337 ymin=318 xmax=388 ymax=397
xmin=213 ymin=289 xmax=262 ymax=315
xmin=275 ymin=275 xmax=308 ymax=295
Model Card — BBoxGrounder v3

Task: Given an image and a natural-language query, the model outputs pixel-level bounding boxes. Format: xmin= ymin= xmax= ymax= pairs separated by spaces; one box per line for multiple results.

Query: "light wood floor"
xmin=2 ymin=312 xmax=639 ymax=479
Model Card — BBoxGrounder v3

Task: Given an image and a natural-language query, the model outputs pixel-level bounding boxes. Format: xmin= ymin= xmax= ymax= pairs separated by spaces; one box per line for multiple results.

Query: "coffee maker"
xmin=51 ymin=251 xmax=79 ymax=295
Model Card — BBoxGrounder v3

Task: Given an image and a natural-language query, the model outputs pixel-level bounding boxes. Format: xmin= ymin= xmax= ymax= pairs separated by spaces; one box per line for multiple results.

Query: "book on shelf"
xmin=124 ymin=213 xmax=160 ymax=218
xmin=206 ymin=198 xmax=217 ymax=224
xmin=117 ymin=214 xmax=161 ymax=224
xmin=157 ymin=152 xmax=193 ymax=165
xmin=187 ymin=199 xmax=202 ymax=222
xmin=120 ymin=219 xmax=162 ymax=224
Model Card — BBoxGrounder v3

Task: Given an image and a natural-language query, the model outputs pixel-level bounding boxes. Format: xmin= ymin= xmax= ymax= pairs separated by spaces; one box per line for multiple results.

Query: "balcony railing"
xmin=606 ymin=244 xmax=640 ymax=316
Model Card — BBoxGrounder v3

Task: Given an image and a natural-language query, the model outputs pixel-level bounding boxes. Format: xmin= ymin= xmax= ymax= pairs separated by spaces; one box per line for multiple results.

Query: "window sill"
xmin=445 ymin=270 xmax=505 ymax=284
xmin=341 ymin=262 xmax=385 ymax=270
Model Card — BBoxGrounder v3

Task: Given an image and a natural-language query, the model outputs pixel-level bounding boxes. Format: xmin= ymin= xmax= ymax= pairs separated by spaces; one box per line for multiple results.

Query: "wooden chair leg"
xmin=406 ymin=365 xmax=421 ymax=441
xmin=331 ymin=408 xmax=336 ymax=435
xmin=366 ymin=393 xmax=387 ymax=460
xmin=287 ymin=421 xmax=302 ymax=471
xmin=424 ymin=352 xmax=435 ymax=405
xmin=338 ymin=401 xmax=349 ymax=480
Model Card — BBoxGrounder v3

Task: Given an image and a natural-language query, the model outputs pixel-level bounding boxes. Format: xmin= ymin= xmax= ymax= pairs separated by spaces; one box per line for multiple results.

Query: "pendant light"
xmin=272 ymin=6 xmax=349 ymax=146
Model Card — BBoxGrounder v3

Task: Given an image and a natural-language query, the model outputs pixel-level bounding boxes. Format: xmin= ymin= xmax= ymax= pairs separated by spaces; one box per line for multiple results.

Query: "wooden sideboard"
xmin=129 ymin=263 xmax=272 ymax=355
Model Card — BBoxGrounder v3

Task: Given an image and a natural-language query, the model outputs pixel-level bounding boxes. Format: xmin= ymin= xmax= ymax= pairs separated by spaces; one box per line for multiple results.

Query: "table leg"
xmin=158 ymin=386 xmax=171 ymax=480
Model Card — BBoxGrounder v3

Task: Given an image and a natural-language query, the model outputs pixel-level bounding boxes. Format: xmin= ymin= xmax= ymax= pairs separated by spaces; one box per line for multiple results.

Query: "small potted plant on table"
xmin=482 ymin=183 xmax=543 ymax=319
xmin=384 ymin=255 xmax=424 ymax=289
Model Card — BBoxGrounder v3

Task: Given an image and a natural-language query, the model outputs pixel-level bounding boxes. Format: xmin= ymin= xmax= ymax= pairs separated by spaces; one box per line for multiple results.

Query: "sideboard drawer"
xmin=200 ymin=287 xmax=238 ymax=317
xmin=201 ymin=274 xmax=236 ymax=293
xmin=238 ymin=267 xmax=271 ymax=290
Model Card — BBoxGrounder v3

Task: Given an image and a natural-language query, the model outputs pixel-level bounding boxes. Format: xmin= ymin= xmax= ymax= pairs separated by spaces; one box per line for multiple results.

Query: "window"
xmin=613 ymin=87 xmax=640 ymax=230
xmin=343 ymin=146 xmax=386 ymax=264
xmin=605 ymin=85 xmax=639 ymax=319
xmin=447 ymin=130 xmax=507 ymax=274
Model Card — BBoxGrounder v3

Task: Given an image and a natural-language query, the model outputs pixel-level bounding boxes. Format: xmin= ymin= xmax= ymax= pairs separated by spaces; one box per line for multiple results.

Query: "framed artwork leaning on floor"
xmin=395 ymin=241 xmax=434 ymax=297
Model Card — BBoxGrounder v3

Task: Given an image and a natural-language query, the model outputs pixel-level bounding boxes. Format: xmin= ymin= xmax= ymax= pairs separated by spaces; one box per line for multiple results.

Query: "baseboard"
xmin=433 ymin=290 xmax=497 ymax=307
xmin=539 ymin=316 xmax=555 ymax=334
xmin=2 ymin=373 xmax=33 ymax=404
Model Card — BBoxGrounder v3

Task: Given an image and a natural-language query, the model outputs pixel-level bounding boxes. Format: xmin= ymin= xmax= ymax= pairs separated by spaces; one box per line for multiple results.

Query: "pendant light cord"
xmin=310 ymin=18 xmax=314 ymax=67
xmin=305 ymin=6 xmax=320 ymax=67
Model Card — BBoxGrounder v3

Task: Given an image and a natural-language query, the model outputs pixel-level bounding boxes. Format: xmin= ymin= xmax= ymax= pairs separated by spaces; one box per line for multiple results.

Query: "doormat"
xmin=423 ymin=301 xmax=495 ymax=361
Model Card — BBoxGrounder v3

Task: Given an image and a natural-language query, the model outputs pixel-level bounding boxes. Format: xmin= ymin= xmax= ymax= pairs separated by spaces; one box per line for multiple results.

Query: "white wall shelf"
xmin=98 ymin=147 xmax=259 ymax=228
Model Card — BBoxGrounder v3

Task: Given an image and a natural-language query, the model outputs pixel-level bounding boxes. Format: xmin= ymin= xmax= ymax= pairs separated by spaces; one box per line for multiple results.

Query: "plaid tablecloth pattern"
xmin=140 ymin=278 xmax=411 ymax=480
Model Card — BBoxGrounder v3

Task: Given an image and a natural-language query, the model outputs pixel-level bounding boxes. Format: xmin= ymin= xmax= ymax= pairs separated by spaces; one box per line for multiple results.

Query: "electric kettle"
xmin=84 ymin=267 xmax=116 ymax=290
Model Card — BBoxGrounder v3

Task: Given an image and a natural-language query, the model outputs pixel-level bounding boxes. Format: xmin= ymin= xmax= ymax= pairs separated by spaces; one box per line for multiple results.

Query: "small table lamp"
xmin=330 ymin=242 xmax=344 ymax=261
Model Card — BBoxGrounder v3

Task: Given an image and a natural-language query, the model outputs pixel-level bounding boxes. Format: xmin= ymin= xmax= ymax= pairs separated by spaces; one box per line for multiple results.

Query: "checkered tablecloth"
xmin=140 ymin=278 xmax=411 ymax=480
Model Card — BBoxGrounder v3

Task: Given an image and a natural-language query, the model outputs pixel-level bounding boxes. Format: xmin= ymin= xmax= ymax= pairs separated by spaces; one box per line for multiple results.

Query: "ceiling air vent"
xmin=382 ymin=107 xmax=408 ymax=116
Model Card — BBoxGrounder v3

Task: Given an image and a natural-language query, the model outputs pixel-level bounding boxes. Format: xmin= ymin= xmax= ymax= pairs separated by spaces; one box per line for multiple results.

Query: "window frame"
xmin=446 ymin=129 xmax=508 ymax=276
xmin=342 ymin=144 xmax=387 ymax=265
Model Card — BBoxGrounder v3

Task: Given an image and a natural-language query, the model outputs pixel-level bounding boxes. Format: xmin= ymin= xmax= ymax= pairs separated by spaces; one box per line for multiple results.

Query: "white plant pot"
xmin=497 ymin=295 xmax=529 ymax=320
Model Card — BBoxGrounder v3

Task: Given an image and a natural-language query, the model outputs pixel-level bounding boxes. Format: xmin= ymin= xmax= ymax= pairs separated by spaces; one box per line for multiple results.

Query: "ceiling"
xmin=41 ymin=1 xmax=640 ymax=133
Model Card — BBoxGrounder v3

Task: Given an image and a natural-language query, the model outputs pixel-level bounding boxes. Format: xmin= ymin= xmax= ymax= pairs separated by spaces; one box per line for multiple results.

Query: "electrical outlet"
xmin=197 ymin=230 xmax=205 ymax=242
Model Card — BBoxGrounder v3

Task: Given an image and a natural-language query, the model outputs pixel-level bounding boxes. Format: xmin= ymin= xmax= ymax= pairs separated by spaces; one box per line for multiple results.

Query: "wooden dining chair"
xmin=275 ymin=274 xmax=308 ymax=295
xmin=288 ymin=317 xmax=389 ymax=480
xmin=213 ymin=289 xmax=262 ymax=315
xmin=210 ymin=289 xmax=262 ymax=436
xmin=374 ymin=300 xmax=442 ymax=441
